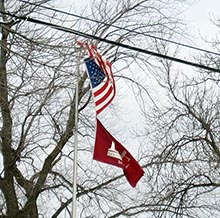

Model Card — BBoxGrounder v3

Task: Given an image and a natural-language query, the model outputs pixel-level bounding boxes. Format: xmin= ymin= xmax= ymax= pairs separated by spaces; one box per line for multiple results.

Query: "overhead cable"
xmin=18 ymin=0 xmax=220 ymax=57
xmin=1 ymin=11 xmax=220 ymax=73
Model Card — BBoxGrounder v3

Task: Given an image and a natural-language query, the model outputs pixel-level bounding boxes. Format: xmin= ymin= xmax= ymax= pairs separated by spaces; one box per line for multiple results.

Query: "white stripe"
xmin=103 ymin=64 xmax=112 ymax=77
xmin=93 ymin=77 xmax=108 ymax=93
xmin=94 ymin=82 xmax=113 ymax=102
xmin=95 ymin=90 xmax=114 ymax=112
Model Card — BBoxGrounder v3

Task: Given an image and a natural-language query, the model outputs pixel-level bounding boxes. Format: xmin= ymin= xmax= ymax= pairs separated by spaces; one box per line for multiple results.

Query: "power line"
xmin=18 ymin=0 xmax=220 ymax=57
xmin=1 ymin=11 xmax=220 ymax=73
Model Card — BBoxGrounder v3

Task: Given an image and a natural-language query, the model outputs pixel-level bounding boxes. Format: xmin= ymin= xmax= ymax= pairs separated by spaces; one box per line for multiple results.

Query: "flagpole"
xmin=72 ymin=47 xmax=80 ymax=218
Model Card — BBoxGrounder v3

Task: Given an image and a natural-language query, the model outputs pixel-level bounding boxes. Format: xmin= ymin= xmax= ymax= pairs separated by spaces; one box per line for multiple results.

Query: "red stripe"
xmin=94 ymin=51 xmax=109 ymax=76
xmin=85 ymin=43 xmax=94 ymax=58
xmin=81 ymin=43 xmax=116 ymax=115
xmin=97 ymin=55 xmax=106 ymax=73
xmin=93 ymin=79 xmax=109 ymax=97
xmin=96 ymin=95 xmax=115 ymax=115
xmin=106 ymin=61 xmax=116 ymax=91
xmin=95 ymin=86 xmax=113 ymax=106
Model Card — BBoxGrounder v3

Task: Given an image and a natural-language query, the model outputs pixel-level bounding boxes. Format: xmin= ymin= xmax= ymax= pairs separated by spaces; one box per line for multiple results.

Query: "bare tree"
xmin=0 ymin=0 xmax=188 ymax=217
xmin=137 ymin=32 xmax=220 ymax=217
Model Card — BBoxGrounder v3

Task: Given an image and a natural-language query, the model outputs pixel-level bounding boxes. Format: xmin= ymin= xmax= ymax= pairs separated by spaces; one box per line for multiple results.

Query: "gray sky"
xmin=185 ymin=0 xmax=220 ymax=47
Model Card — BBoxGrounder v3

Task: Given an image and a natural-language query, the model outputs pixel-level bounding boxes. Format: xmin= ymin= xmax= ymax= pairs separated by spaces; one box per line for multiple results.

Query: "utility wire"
xmin=1 ymin=11 xmax=220 ymax=73
xmin=18 ymin=0 xmax=220 ymax=57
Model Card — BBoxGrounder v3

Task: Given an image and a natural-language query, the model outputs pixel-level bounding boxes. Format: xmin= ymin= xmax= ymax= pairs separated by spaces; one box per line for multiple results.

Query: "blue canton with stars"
xmin=85 ymin=57 xmax=106 ymax=88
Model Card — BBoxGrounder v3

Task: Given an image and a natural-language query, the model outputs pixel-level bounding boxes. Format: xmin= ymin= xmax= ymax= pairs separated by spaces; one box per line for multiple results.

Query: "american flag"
xmin=85 ymin=53 xmax=115 ymax=115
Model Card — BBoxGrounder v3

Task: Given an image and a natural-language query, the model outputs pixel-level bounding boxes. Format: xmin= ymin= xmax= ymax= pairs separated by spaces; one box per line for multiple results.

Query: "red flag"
xmin=93 ymin=119 xmax=144 ymax=187
xmin=78 ymin=41 xmax=116 ymax=115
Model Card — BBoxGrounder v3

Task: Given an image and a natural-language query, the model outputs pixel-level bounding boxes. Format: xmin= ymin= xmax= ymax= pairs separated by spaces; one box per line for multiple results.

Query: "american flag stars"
xmin=85 ymin=55 xmax=115 ymax=115
xmin=85 ymin=57 xmax=106 ymax=88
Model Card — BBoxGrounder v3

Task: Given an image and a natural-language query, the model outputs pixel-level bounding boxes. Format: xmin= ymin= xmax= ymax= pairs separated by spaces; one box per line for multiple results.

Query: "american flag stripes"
xmin=78 ymin=41 xmax=144 ymax=187
xmin=84 ymin=49 xmax=115 ymax=115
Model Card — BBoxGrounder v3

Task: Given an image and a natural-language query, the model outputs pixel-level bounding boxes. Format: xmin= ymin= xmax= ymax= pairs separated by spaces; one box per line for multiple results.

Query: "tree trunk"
xmin=0 ymin=1 xmax=19 ymax=216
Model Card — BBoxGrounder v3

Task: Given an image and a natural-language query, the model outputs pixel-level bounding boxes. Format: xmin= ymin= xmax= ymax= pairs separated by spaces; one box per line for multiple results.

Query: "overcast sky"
xmin=184 ymin=0 xmax=220 ymax=47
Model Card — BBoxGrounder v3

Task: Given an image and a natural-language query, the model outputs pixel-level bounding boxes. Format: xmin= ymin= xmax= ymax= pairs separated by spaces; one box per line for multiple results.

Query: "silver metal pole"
xmin=72 ymin=49 xmax=80 ymax=218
